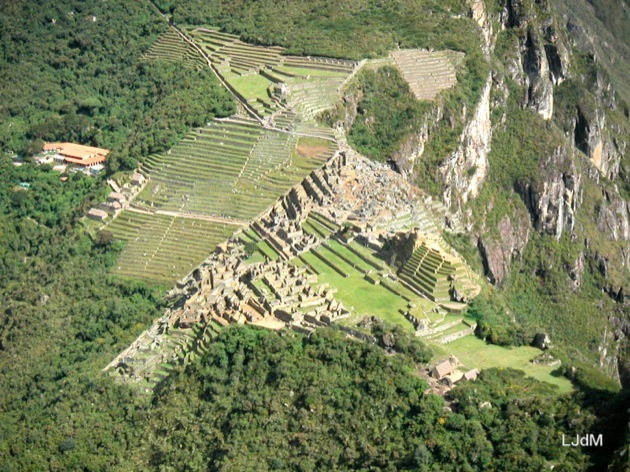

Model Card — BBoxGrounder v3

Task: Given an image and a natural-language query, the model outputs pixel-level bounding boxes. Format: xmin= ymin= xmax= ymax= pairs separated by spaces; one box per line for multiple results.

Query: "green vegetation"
xmin=140 ymin=325 xmax=596 ymax=470
xmin=184 ymin=26 xmax=354 ymax=118
xmin=458 ymin=79 xmax=626 ymax=363
xmin=227 ymin=73 xmax=274 ymax=101
xmin=106 ymin=113 xmax=335 ymax=284
xmin=1 ymin=1 xmax=629 ymax=470
xmin=328 ymin=66 xmax=430 ymax=162
xmin=106 ymin=212 xmax=239 ymax=285
xmin=293 ymin=241 xmax=436 ymax=330
xmin=142 ymin=29 xmax=206 ymax=70
xmin=167 ymin=0 xmax=482 ymax=62
xmin=0 ymin=0 xmax=235 ymax=168
xmin=399 ymin=241 xmax=474 ymax=303
xmin=442 ymin=336 xmax=573 ymax=393
xmin=136 ymin=118 xmax=332 ymax=220
xmin=554 ymin=0 xmax=630 ymax=106
xmin=162 ymin=0 xmax=489 ymax=173
xmin=0 ymin=160 xmax=623 ymax=469
xmin=0 ymin=158 xmax=163 ymax=470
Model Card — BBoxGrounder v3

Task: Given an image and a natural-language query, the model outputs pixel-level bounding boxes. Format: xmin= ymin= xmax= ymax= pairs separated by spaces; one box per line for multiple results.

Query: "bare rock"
xmin=440 ymin=75 xmax=493 ymax=211
xmin=596 ymin=190 xmax=630 ymax=244
xmin=574 ymin=106 xmax=624 ymax=179
xmin=382 ymin=332 xmax=396 ymax=350
xmin=533 ymin=332 xmax=552 ymax=350
xmin=477 ymin=212 xmax=530 ymax=284
xmin=517 ymin=145 xmax=581 ymax=239
xmin=450 ymin=287 xmax=469 ymax=303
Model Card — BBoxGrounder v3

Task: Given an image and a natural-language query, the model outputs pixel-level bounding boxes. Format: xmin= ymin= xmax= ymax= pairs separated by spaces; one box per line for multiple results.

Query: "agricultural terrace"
xmin=105 ymin=211 xmax=238 ymax=285
xmin=391 ymin=49 xmax=464 ymax=101
xmin=297 ymin=241 xmax=474 ymax=343
xmin=182 ymin=27 xmax=358 ymax=118
xmin=288 ymin=219 xmax=474 ymax=343
xmin=107 ymin=116 xmax=336 ymax=284
xmin=399 ymin=238 xmax=476 ymax=304
xmin=142 ymin=29 xmax=205 ymax=70
xmin=135 ymin=116 xmax=336 ymax=220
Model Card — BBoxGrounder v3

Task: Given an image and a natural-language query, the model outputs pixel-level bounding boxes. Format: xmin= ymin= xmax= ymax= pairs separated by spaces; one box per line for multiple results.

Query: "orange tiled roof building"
xmin=43 ymin=142 xmax=109 ymax=166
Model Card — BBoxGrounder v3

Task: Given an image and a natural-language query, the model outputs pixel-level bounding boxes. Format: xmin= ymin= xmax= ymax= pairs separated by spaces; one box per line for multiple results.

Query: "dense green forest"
xmin=0 ymin=0 xmax=234 ymax=169
xmin=0 ymin=158 xmax=161 ymax=470
xmin=130 ymin=327 xmax=624 ymax=470
xmin=1 ymin=0 xmax=628 ymax=470
xmin=158 ymin=0 xmax=477 ymax=59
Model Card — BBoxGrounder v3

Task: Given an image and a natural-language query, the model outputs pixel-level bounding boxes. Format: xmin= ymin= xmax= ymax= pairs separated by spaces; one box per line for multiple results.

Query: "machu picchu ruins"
xmin=106 ymin=144 xmax=481 ymax=389
xmin=7 ymin=0 xmax=628 ymax=468
xmin=104 ymin=21 xmax=486 ymax=393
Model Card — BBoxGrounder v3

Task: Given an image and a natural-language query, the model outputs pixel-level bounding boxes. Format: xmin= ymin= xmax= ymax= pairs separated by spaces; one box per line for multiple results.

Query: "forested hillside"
xmin=139 ymin=326 xmax=607 ymax=471
xmin=0 ymin=0 xmax=234 ymax=169
xmin=0 ymin=1 xmax=232 ymax=468
xmin=0 ymin=0 xmax=628 ymax=470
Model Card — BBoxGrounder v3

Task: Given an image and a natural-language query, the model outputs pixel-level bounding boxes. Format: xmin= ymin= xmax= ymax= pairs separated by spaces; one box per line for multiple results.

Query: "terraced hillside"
xmin=285 ymin=74 xmax=350 ymax=121
xmin=142 ymin=29 xmax=205 ymax=69
xmin=290 ymin=234 xmax=474 ymax=342
xmin=105 ymin=211 xmax=238 ymax=285
xmin=107 ymin=115 xmax=336 ymax=284
xmin=135 ymin=116 xmax=336 ymax=220
xmin=108 ymin=320 xmax=225 ymax=394
xmin=391 ymin=49 xmax=464 ymax=101
xmin=399 ymin=238 xmax=476 ymax=304
xmin=182 ymin=27 xmax=357 ymax=118
xmin=111 ymin=27 xmax=469 ymax=291
xmin=185 ymin=27 xmax=284 ymax=75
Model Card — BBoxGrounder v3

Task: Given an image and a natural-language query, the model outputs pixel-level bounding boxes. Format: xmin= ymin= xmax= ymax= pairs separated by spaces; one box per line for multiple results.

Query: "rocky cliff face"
xmin=468 ymin=0 xmax=494 ymax=57
xmin=596 ymin=190 xmax=630 ymax=246
xmin=594 ymin=189 xmax=630 ymax=285
xmin=391 ymin=105 xmax=443 ymax=176
xmin=517 ymin=145 xmax=582 ymax=239
xmin=439 ymin=75 xmax=492 ymax=212
xmin=574 ymin=104 xmax=625 ymax=179
xmin=477 ymin=210 xmax=530 ymax=284
xmin=498 ymin=0 xmax=570 ymax=121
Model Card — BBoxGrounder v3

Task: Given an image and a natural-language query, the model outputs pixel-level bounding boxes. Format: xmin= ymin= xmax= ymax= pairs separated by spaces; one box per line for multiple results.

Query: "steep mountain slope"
xmin=330 ymin=0 xmax=628 ymax=385
xmin=0 ymin=0 xmax=628 ymax=470
xmin=555 ymin=0 xmax=630 ymax=106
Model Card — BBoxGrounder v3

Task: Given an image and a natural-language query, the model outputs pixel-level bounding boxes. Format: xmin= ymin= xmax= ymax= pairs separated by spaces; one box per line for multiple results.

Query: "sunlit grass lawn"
xmin=293 ymin=244 xmax=573 ymax=393
xmin=437 ymin=335 xmax=573 ymax=394
xmin=298 ymin=250 xmax=415 ymax=331
xmin=226 ymin=73 xmax=273 ymax=101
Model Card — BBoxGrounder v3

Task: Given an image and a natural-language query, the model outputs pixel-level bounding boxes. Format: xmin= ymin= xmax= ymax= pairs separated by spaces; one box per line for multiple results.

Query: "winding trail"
xmin=127 ymin=205 xmax=246 ymax=227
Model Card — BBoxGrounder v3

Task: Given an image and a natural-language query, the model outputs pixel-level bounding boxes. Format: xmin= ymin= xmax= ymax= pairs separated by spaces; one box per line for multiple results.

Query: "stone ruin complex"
xmin=106 ymin=146 xmax=480 ymax=388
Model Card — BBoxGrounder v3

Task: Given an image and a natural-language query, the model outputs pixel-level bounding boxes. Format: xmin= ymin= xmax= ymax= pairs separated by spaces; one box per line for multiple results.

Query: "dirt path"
xmin=126 ymin=205 xmax=246 ymax=226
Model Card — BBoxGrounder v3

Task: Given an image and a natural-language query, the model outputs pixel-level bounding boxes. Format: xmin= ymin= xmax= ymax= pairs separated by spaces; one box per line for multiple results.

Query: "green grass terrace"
xmin=137 ymin=117 xmax=335 ymax=221
xmin=142 ymin=29 xmax=206 ymax=70
xmin=105 ymin=211 xmax=238 ymax=286
xmin=291 ymin=238 xmax=442 ymax=332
